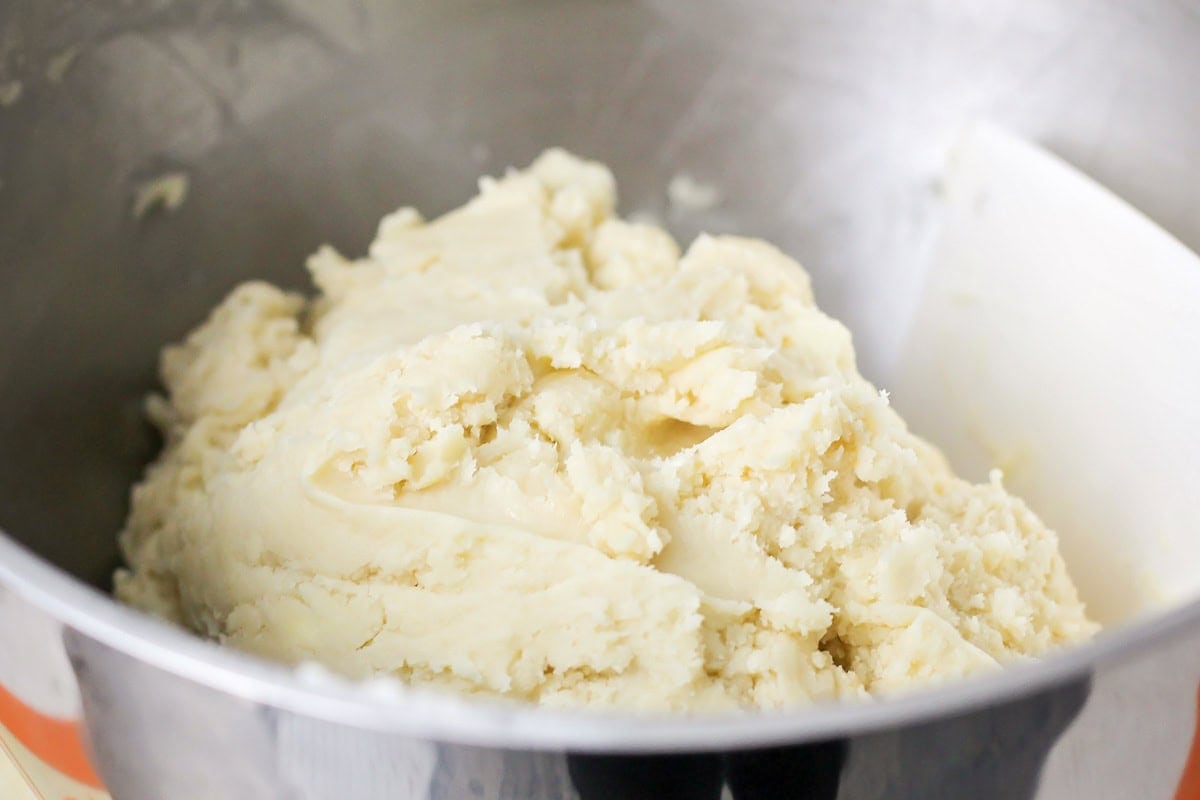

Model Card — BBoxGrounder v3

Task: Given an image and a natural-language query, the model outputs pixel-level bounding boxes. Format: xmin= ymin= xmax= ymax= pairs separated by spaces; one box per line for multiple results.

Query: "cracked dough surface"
xmin=115 ymin=150 xmax=1097 ymax=711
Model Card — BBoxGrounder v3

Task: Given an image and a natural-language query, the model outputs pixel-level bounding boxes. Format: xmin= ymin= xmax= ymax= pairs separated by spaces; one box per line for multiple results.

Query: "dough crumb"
xmin=45 ymin=46 xmax=79 ymax=84
xmin=0 ymin=80 xmax=21 ymax=107
xmin=132 ymin=172 xmax=190 ymax=219
xmin=668 ymin=173 xmax=720 ymax=213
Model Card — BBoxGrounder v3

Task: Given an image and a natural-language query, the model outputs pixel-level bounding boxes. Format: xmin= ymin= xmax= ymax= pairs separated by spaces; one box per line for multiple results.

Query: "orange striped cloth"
xmin=0 ymin=680 xmax=102 ymax=790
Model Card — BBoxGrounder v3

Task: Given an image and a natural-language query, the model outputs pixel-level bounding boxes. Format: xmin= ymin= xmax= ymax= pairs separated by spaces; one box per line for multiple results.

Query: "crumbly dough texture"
xmin=116 ymin=150 xmax=1097 ymax=711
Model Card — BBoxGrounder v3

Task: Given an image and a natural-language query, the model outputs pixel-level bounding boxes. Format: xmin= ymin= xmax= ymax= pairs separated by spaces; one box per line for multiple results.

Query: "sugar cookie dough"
xmin=115 ymin=150 xmax=1097 ymax=711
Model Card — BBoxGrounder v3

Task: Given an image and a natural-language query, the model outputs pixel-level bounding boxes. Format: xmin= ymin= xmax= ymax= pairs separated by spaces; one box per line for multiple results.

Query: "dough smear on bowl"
xmin=115 ymin=150 xmax=1098 ymax=711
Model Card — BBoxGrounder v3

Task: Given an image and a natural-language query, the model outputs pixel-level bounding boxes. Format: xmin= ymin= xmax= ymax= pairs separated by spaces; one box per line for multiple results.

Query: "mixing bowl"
xmin=1 ymin=1 xmax=1199 ymax=798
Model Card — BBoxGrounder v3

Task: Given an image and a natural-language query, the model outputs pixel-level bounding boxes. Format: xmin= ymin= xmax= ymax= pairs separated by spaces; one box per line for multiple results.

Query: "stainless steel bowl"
xmin=2 ymin=1 xmax=1199 ymax=798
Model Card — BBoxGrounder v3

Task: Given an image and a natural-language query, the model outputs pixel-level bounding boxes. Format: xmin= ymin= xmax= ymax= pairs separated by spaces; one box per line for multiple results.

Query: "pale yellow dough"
xmin=116 ymin=150 xmax=1097 ymax=711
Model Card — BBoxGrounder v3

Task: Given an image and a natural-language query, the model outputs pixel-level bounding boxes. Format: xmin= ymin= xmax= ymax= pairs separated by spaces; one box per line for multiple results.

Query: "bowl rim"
xmin=2 ymin=530 xmax=1198 ymax=752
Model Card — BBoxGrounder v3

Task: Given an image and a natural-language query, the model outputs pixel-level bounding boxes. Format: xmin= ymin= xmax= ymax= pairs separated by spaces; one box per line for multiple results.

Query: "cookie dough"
xmin=115 ymin=150 xmax=1097 ymax=711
